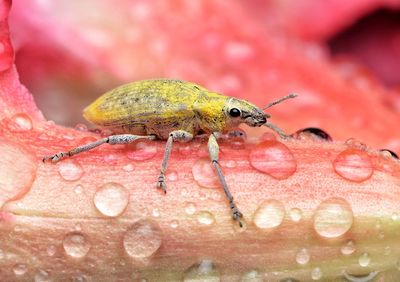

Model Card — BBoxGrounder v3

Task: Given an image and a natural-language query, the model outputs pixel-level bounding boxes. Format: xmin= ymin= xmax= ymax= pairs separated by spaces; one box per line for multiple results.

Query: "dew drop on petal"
xmin=197 ymin=211 xmax=215 ymax=225
xmin=313 ymin=198 xmax=353 ymax=238
xmin=152 ymin=208 xmax=160 ymax=218
xmin=249 ymin=140 xmax=297 ymax=179
xmin=63 ymin=232 xmax=91 ymax=258
xmin=123 ymin=220 xmax=162 ymax=259
xmin=311 ymin=267 xmax=323 ymax=280
xmin=74 ymin=123 xmax=88 ymax=132
xmin=253 ymin=199 xmax=285 ymax=229
xmin=7 ymin=113 xmax=33 ymax=132
xmin=240 ymin=269 xmax=263 ymax=282
xmin=170 ymin=220 xmax=179 ymax=228
xmin=192 ymin=158 xmax=220 ymax=188
xmin=74 ymin=184 xmax=84 ymax=195
xmin=126 ymin=141 xmax=157 ymax=161
xmin=333 ymin=149 xmax=373 ymax=182
xmin=379 ymin=149 xmax=399 ymax=159
xmin=296 ymin=248 xmax=310 ymax=265
xmin=358 ymin=253 xmax=370 ymax=267
xmin=13 ymin=263 xmax=28 ymax=276
xmin=93 ymin=182 xmax=129 ymax=217
xmin=183 ymin=260 xmax=220 ymax=282
xmin=289 ymin=208 xmax=302 ymax=222
xmin=185 ymin=202 xmax=197 ymax=215
xmin=58 ymin=160 xmax=84 ymax=181
xmin=167 ymin=171 xmax=178 ymax=181
xmin=123 ymin=163 xmax=134 ymax=172
xmin=341 ymin=240 xmax=356 ymax=255
xmin=343 ymin=270 xmax=379 ymax=282
xmin=34 ymin=269 xmax=51 ymax=282
xmin=292 ymin=127 xmax=332 ymax=141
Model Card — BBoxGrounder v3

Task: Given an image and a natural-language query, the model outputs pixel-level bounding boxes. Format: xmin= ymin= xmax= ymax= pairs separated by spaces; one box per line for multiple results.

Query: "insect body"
xmin=43 ymin=79 xmax=297 ymax=227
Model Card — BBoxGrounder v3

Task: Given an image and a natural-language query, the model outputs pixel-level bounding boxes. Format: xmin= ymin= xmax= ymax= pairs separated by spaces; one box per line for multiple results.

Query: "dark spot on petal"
xmin=380 ymin=149 xmax=399 ymax=159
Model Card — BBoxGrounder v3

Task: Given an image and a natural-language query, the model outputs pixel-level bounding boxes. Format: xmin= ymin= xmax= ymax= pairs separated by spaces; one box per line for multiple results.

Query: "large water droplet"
xmin=63 ymin=232 xmax=91 ymax=258
xmin=296 ymin=248 xmax=310 ymax=265
xmin=249 ymin=140 xmax=297 ymax=179
xmin=292 ymin=127 xmax=332 ymax=141
xmin=123 ymin=220 xmax=162 ymax=259
xmin=197 ymin=211 xmax=216 ymax=225
xmin=185 ymin=202 xmax=197 ymax=215
xmin=240 ymin=269 xmax=263 ymax=282
xmin=192 ymin=158 xmax=220 ymax=188
xmin=34 ymin=269 xmax=51 ymax=282
xmin=183 ymin=260 xmax=220 ymax=282
xmin=93 ymin=182 xmax=129 ymax=217
xmin=58 ymin=160 xmax=84 ymax=181
xmin=0 ymin=140 xmax=37 ymax=207
xmin=358 ymin=253 xmax=370 ymax=267
xmin=127 ymin=141 xmax=157 ymax=161
xmin=7 ymin=113 xmax=33 ymax=132
xmin=333 ymin=149 xmax=373 ymax=182
xmin=311 ymin=267 xmax=323 ymax=280
xmin=253 ymin=199 xmax=285 ymax=229
xmin=341 ymin=240 xmax=356 ymax=255
xmin=343 ymin=270 xmax=379 ymax=282
xmin=314 ymin=198 xmax=353 ymax=238
xmin=13 ymin=263 xmax=28 ymax=276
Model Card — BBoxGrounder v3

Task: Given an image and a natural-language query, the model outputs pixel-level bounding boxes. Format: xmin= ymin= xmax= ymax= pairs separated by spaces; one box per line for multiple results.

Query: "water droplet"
xmin=93 ymin=182 xmax=129 ymax=217
xmin=34 ymin=269 xmax=51 ymax=282
xmin=74 ymin=184 xmax=84 ymax=194
xmin=185 ymin=202 xmax=197 ymax=215
xmin=63 ymin=232 xmax=91 ymax=258
xmin=74 ymin=123 xmax=88 ymax=132
xmin=7 ymin=113 xmax=33 ymax=132
xmin=0 ymin=140 xmax=37 ymax=207
xmin=341 ymin=240 xmax=356 ymax=255
xmin=46 ymin=245 xmax=56 ymax=256
xmin=311 ymin=267 xmax=323 ymax=280
xmin=183 ymin=260 xmax=220 ymax=282
xmin=314 ymin=198 xmax=353 ymax=238
xmin=223 ymin=160 xmax=237 ymax=168
xmin=123 ymin=220 xmax=162 ymax=259
xmin=123 ymin=163 xmax=134 ymax=171
xmin=380 ymin=149 xmax=398 ymax=159
xmin=280 ymin=278 xmax=300 ymax=282
xmin=197 ymin=211 xmax=215 ymax=225
xmin=249 ymin=140 xmax=297 ymax=179
xmin=170 ymin=220 xmax=179 ymax=228
xmin=333 ymin=149 xmax=373 ymax=182
xmin=13 ymin=263 xmax=28 ymax=276
xmin=392 ymin=212 xmax=400 ymax=221
xmin=152 ymin=208 xmax=160 ymax=217
xmin=345 ymin=138 xmax=367 ymax=151
xmin=192 ymin=158 xmax=220 ymax=188
xmin=58 ymin=160 xmax=84 ymax=181
xmin=358 ymin=253 xmax=370 ymax=267
xmin=167 ymin=171 xmax=178 ymax=181
xmin=103 ymin=153 xmax=118 ymax=163
xmin=296 ymin=248 xmax=310 ymax=265
xmin=240 ymin=269 xmax=263 ymax=282
xmin=253 ymin=199 xmax=285 ymax=229
xmin=343 ymin=270 xmax=379 ymax=282
xmin=126 ymin=141 xmax=157 ymax=161
xmin=289 ymin=208 xmax=302 ymax=222
xmin=292 ymin=127 xmax=332 ymax=141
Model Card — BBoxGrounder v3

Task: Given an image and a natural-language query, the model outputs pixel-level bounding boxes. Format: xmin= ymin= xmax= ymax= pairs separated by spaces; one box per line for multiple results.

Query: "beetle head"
xmin=225 ymin=98 xmax=268 ymax=128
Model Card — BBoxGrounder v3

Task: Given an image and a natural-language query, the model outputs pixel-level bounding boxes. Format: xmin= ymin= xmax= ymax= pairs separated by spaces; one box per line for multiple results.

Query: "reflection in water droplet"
xmin=123 ymin=220 xmax=162 ymax=259
xmin=240 ymin=269 xmax=263 ymax=282
xmin=292 ymin=127 xmax=332 ymax=141
xmin=185 ymin=202 xmax=197 ymax=215
xmin=358 ymin=253 xmax=370 ymax=267
xmin=197 ymin=211 xmax=215 ymax=225
xmin=296 ymin=248 xmax=310 ymax=265
xmin=93 ymin=182 xmax=129 ymax=217
xmin=333 ymin=149 xmax=373 ymax=182
xmin=289 ymin=208 xmax=302 ymax=222
xmin=343 ymin=270 xmax=379 ymax=282
xmin=8 ymin=113 xmax=33 ymax=132
xmin=249 ymin=140 xmax=297 ymax=179
xmin=253 ymin=199 xmax=285 ymax=229
xmin=183 ymin=260 xmax=220 ymax=282
xmin=58 ymin=160 xmax=84 ymax=181
xmin=314 ymin=198 xmax=353 ymax=238
xmin=311 ymin=267 xmax=322 ymax=280
xmin=13 ymin=263 xmax=28 ymax=276
xmin=341 ymin=240 xmax=356 ymax=255
xmin=63 ymin=232 xmax=91 ymax=258
xmin=127 ymin=141 xmax=157 ymax=161
xmin=34 ymin=269 xmax=51 ymax=282
xmin=192 ymin=158 xmax=220 ymax=188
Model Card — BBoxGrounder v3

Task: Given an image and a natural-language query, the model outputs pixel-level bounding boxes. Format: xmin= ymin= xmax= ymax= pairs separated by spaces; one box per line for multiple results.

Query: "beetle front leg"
xmin=208 ymin=133 xmax=243 ymax=227
xmin=157 ymin=130 xmax=193 ymax=193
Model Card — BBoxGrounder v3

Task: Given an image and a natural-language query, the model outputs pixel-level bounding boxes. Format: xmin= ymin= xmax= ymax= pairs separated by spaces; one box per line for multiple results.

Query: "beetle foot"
xmin=157 ymin=174 xmax=167 ymax=194
xmin=42 ymin=152 xmax=67 ymax=163
xmin=231 ymin=205 xmax=243 ymax=228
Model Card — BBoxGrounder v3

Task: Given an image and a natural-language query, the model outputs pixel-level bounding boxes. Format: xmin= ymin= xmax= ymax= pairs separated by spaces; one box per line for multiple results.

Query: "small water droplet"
xmin=34 ymin=269 xmax=51 ymax=282
xmin=292 ymin=127 xmax=332 ymax=141
xmin=311 ymin=267 xmax=323 ymax=280
xmin=345 ymin=138 xmax=367 ymax=150
xmin=170 ymin=220 xmax=179 ymax=228
xmin=343 ymin=270 xmax=379 ymax=282
xmin=74 ymin=184 xmax=83 ymax=194
xmin=289 ymin=208 xmax=302 ymax=222
xmin=152 ymin=208 xmax=160 ymax=217
xmin=392 ymin=212 xmax=400 ymax=221
xmin=192 ymin=158 xmax=220 ymax=188
xmin=358 ymin=253 xmax=370 ymax=267
xmin=333 ymin=149 xmax=373 ymax=182
xmin=296 ymin=248 xmax=310 ymax=265
xmin=249 ymin=140 xmax=297 ymax=179
xmin=167 ymin=171 xmax=178 ymax=181
xmin=240 ymin=269 xmax=263 ymax=282
xmin=253 ymin=199 xmax=285 ymax=229
xmin=223 ymin=160 xmax=237 ymax=168
xmin=7 ymin=113 xmax=33 ymax=132
xmin=123 ymin=163 xmax=134 ymax=171
xmin=13 ymin=263 xmax=28 ymax=276
xmin=126 ymin=141 xmax=157 ymax=161
xmin=185 ymin=202 xmax=197 ymax=215
xmin=103 ymin=153 xmax=118 ymax=163
xmin=197 ymin=211 xmax=215 ymax=225
xmin=63 ymin=232 xmax=91 ymax=258
xmin=123 ymin=220 xmax=162 ymax=259
xmin=58 ymin=160 xmax=84 ymax=181
xmin=280 ymin=278 xmax=300 ymax=282
xmin=74 ymin=123 xmax=88 ymax=132
xmin=380 ymin=149 xmax=399 ymax=159
xmin=341 ymin=240 xmax=356 ymax=255
xmin=183 ymin=260 xmax=220 ymax=282
xmin=46 ymin=245 xmax=56 ymax=256
xmin=93 ymin=182 xmax=129 ymax=217
xmin=314 ymin=198 xmax=353 ymax=238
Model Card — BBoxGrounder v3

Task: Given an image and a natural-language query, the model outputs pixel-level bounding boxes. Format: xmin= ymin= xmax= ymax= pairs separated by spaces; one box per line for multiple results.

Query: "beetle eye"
xmin=229 ymin=108 xmax=241 ymax=117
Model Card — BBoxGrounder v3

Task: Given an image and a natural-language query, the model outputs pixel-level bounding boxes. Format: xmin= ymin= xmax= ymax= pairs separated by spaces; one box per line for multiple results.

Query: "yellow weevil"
xmin=43 ymin=79 xmax=297 ymax=227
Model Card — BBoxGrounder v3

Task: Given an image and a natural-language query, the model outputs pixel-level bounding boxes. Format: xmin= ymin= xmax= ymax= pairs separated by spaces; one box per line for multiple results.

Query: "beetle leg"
xmin=157 ymin=130 xmax=193 ymax=193
xmin=43 ymin=134 xmax=156 ymax=163
xmin=208 ymin=133 xmax=243 ymax=227
xmin=264 ymin=122 xmax=290 ymax=139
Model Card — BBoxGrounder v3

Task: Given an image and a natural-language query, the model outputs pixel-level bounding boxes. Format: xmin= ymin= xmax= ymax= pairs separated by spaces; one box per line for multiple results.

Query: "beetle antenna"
xmin=263 ymin=93 xmax=298 ymax=110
